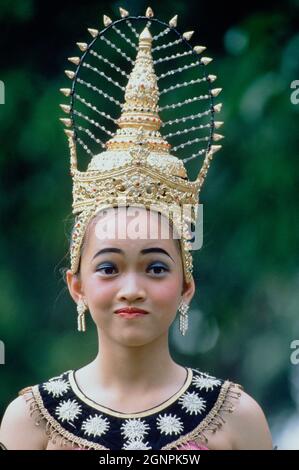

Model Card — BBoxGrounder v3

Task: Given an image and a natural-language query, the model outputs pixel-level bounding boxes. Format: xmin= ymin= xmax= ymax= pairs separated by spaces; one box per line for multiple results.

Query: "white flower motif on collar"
xmin=192 ymin=374 xmax=221 ymax=392
xmin=122 ymin=438 xmax=152 ymax=450
xmin=178 ymin=391 xmax=206 ymax=415
xmin=43 ymin=379 xmax=70 ymax=398
xmin=81 ymin=414 xmax=110 ymax=437
xmin=156 ymin=413 xmax=184 ymax=435
xmin=120 ymin=418 xmax=150 ymax=441
xmin=55 ymin=399 xmax=82 ymax=424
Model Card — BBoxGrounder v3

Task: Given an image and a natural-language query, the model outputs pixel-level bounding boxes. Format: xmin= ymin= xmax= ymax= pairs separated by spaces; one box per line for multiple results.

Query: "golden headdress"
xmin=60 ymin=7 xmax=223 ymax=283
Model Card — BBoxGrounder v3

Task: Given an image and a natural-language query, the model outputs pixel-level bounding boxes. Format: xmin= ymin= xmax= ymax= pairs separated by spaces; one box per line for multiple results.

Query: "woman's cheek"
xmin=151 ymin=281 xmax=180 ymax=306
xmin=86 ymin=277 xmax=114 ymax=309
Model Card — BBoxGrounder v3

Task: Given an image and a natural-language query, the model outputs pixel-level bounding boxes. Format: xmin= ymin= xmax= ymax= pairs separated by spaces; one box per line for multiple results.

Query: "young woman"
xmin=0 ymin=8 xmax=274 ymax=450
xmin=0 ymin=206 xmax=273 ymax=450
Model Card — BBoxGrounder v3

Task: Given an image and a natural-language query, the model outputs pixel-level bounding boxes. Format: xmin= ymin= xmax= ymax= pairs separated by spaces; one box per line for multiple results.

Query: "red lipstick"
xmin=115 ymin=307 xmax=149 ymax=318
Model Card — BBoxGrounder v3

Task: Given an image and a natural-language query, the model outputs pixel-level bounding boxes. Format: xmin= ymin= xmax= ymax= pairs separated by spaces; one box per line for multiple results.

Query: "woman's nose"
xmin=115 ymin=273 xmax=146 ymax=302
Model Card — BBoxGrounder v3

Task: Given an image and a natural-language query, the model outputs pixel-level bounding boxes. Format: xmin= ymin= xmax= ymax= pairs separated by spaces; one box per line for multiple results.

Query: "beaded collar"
xmin=21 ymin=368 xmax=242 ymax=450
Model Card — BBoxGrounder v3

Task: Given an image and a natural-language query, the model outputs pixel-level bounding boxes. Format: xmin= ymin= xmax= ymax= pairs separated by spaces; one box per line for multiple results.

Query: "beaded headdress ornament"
xmin=60 ymin=7 xmax=223 ymax=283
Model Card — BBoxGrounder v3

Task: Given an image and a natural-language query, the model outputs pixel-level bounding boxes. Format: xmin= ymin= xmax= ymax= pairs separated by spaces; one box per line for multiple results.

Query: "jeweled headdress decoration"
xmin=60 ymin=7 xmax=223 ymax=283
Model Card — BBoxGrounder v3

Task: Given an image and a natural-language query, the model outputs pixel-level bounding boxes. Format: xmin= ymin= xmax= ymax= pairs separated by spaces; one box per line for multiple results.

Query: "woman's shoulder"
xmin=187 ymin=368 xmax=273 ymax=450
xmin=0 ymin=369 xmax=72 ymax=450
xmin=0 ymin=392 xmax=48 ymax=450
xmin=222 ymin=384 xmax=273 ymax=449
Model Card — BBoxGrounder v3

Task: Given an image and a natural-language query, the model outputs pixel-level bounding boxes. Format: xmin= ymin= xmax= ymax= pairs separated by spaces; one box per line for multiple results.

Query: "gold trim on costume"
xmin=68 ymin=367 xmax=192 ymax=418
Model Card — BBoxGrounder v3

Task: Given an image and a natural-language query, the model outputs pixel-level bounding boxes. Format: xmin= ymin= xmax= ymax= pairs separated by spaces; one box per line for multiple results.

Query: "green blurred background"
xmin=0 ymin=0 xmax=299 ymax=449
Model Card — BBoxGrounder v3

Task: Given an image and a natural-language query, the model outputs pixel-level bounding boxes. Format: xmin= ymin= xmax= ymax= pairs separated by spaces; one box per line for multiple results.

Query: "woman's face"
xmin=67 ymin=206 xmax=195 ymax=346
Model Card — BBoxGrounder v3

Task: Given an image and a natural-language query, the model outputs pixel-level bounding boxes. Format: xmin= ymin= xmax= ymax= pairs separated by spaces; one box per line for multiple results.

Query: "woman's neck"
xmin=83 ymin=332 xmax=185 ymax=395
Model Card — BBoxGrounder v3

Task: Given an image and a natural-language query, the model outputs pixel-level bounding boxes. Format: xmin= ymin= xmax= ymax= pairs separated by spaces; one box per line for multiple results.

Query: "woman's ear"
xmin=66 ymin=269 xmax=84 ymax=304
xmin=181 ymin=276 xmax=195 ymax=305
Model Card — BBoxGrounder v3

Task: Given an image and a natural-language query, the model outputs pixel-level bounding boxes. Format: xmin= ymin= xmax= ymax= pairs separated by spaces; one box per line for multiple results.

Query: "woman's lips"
xmin=114 ymin=308 xmax=149 ymax=318
xmin=116 ymin=312 xmax=148 ymax=319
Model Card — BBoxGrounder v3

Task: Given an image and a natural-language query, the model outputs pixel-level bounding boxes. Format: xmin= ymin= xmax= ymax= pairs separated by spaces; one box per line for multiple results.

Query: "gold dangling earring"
xmin=178 ymin=299 xmax=189 ymax=336
xmin=77 ymin=298 xmax=88 ymax=332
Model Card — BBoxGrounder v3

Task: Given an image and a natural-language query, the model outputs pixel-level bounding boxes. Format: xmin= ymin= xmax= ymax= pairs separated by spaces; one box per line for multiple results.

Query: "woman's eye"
xmin=148 ymin=265 xmax=169 ymax=276
xmin=96 ymin=265 xmax=117 ymax=275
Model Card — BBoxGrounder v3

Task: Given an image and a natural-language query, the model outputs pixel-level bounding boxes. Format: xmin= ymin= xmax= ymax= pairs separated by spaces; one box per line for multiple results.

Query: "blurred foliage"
xmin=0 ymin=0 xmax=299 ymax=449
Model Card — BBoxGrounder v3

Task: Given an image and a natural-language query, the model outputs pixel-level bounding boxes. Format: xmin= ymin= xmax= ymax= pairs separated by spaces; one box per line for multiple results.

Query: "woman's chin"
xmin=113 ymin=332 xmax=157 ymax=347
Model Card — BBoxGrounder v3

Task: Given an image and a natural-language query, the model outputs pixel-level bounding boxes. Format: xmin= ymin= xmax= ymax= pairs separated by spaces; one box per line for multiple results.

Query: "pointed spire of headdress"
xmin=106 ymin=27 xmax=170 ymax=152
xmin=116 ymin=26 xmax=161 ymax=131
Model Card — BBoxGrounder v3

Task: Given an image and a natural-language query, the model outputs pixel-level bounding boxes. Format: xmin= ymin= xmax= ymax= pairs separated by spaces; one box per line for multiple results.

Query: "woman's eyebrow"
xmin=92 ymin=247 xmax=174 ymax=262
